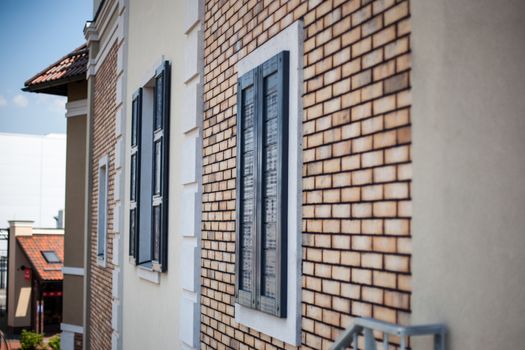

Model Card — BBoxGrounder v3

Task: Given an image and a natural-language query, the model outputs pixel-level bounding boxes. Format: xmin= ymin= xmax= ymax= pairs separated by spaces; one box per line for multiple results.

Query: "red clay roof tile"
xmin=17 ymin=235 xmax=64 ymax=281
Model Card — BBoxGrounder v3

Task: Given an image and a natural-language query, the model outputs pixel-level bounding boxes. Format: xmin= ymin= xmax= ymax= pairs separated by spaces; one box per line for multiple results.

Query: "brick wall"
xmin=88 ymin=43 xmax=118 ymax=350
xmin=201 ymin=0 xmax=411 ymax=349
xmin=74 ymin=333 xmax=83 ymax=350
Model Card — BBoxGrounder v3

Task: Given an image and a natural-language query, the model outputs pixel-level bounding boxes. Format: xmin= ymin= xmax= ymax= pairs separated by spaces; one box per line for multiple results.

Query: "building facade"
xmin=120 ymin=0 xmax=203 ymax=349
xmin=23 ymin=44 xmax=89 ymax=350
xmin=22 ymin=0 xmax=525 ymax=349
xmin=84 ymin=0 xmax=127 ymax=348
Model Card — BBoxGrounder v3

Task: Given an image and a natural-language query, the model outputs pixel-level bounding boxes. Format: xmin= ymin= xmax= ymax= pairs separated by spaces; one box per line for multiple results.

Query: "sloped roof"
xmin=23 ymin=44 xmax=88 ymax=96
xmin=17 ymin=234 xmax=64 ymax=281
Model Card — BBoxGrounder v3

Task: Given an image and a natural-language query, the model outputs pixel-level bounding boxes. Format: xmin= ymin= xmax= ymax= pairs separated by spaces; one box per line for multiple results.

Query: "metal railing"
xmin=331 ymin=317 xmax=446 ymax=350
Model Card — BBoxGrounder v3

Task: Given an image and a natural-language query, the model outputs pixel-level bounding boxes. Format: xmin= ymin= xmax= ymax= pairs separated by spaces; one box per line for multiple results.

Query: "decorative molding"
xmin=61 ymin=323 xmax=84 ymax=334
xmin=62 ymin=266 xmax=85 ymax=276
xmin=65 ymin=99 xmax=87 ymax=118
xmin=137 ymin=266 xmax=160 ymax=284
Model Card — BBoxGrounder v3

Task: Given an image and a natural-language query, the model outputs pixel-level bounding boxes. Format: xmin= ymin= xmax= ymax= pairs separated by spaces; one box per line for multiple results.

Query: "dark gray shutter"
xmin=258 ymin=52 xmax=288 ymax=317
xmin=130 ymin=88 xmax=142 ymax=261
xmin=151 ymin=61 xmax=170 ymax=272
xmin=236 ymin=68 xmax=258 ymax=308
xmin=235 ymin=51 xmax=289 ymax=317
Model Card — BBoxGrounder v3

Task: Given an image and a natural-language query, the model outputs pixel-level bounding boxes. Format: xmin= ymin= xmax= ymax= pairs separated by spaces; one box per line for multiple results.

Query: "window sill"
xmin=137 ymin=264 xmax=160 ymax=284
xmin=96 ymin=256 xmax=106 ymax=268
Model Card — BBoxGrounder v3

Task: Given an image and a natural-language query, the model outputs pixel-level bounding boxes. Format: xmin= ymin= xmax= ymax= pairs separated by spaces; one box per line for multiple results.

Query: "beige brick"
xmin=384 ymin=290 xmax=410 ymax=310
xmin=352 ymin=268 xmax=372 ymax=285
xmin=362 ymin=219 xmax=383 ymax=234
xmin=352 ymin=169 xmax=373 ymax=185
xmin=373 ymin=95 xmax=396 ymax=114
xmin=384 ymin=108 xmax=409 ymax=129
xmin=372 ymin=237 xmax=396 ymax=253
xmin=352 ymin=135 xmax=373 ymax=153
xmin=342 ymin=121 xmax=361 ymax=139
xmin=373 ymin=59 xmax=396 ymax=81
xmin=384 ymin=183 xmax=409 ymax=199
xmin=362 ymin=184 xmax=383 ymax=201
xmin=341 ymin=187 xmax=361 ymax=202
xmin=352 ymin=235 xmax=372 ymax=250
xmin=373 ymin=270 xmax=397 ymax=289
xmin=384 ymin=72 xmax=409 ymax=94
xmin=362 ymin=286 xmax=384 ymax=304
xmin=342 ymin=154 xmax=361 ymax=171
xmin=362 ymin=253 xmax=383 ymax=269
xmin=384 ymin=219 xmax=410 ymax=235
xmin=352 ymin=301 xmax=372 ymax=317
xmin=323 ymin=219 xmax=341 ymax=233
xmin=333 ymin=204 xmax=351 ymax=218
xmin=332 ymin=265 xmax=351 ymax=281
xmin=341 ymin=283 xmax=360 ymax=299
xmin=385 ymin=145 xmax=410 ymax=164
xmin=341 ymin=251 xmax=360 ymax=266
xmin=384 ymin=1 xmax=409 ymax=26
xmin=332 ymin=235 xmax=351 ymax=250
xmin=373 ymin=201 xmax=397 ymax=217
xmin=332 ymin=140 xmax=351 ymax=157
xmin=341 ymin=220 xmax=361 ymax=234
xmin=351 ymin=102 xmax=372 ymax=121
xmin=323 ymin=279 xmax=341 ymax=295
xmin=352 ymin=37 xmax=372 ymax=57
xmin=384 ymin=254 xmax=410 ymax=272
xmin=398 ymin=274 xmax=411 ymax=292
xmin=385 ymin=37 xmax=409 ymax=59
xmin=362 ymin=48 xmax=383 ymax=69
xmin=333 ymin=172 xmax=352 ymax=187
xmin=352 ymin=203 xmax=372 ymax=218
xmin=397 ymin=126 xmax=411 ymax=143
xmin=361 ymin=150 xmax=384 ymax=168
xmin=397 ymin=201 xmax=412 ymax=217
xmin=373 ymin=305 xmax=397 ymax=323
xmin=373 ymin=165 xmax=397 ymax=182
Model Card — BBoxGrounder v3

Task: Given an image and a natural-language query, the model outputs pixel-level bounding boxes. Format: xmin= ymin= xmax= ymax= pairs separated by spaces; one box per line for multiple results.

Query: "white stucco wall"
xmin=0 ymin=133 xmax=66 ymax=228
xmin=412 ymin=1 xmax=525 ymax=348
xmin=122 ymin=0 xmax=202 ymax=349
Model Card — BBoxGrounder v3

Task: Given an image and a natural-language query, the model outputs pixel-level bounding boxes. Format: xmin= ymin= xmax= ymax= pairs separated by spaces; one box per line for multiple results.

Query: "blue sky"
xmin=0 ymin=1 xmax=92 ymax=135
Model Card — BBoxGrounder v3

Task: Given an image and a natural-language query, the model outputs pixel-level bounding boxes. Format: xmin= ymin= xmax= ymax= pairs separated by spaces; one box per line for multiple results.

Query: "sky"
xmin=0 ymin=0 xmax=92 ymax=135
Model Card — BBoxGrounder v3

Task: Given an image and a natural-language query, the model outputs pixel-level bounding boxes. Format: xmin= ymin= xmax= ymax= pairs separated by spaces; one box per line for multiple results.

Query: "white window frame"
xmin=234 ymin=20 xmax=304 ymax=346
xmin=97 ymin=155 xmax=109 ymax=267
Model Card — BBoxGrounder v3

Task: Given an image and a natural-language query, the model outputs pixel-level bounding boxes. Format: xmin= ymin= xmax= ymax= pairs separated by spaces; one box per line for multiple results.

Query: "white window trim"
xmin=97 ymin=155 xmax=109 ymax=267
xmin=234 ymin=20 xmax=304 ymax=346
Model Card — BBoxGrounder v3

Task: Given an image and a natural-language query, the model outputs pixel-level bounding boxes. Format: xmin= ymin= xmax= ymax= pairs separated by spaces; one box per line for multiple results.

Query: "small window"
xmin=41 ymin=251 xmax=61 ymax=264
xmin=98 ymin=155 xmax=109 ymax=265
xmin=129 ymin=60 xmax=171 ymax=273
xmin=235 ymin=51 xmax=289 ymax=317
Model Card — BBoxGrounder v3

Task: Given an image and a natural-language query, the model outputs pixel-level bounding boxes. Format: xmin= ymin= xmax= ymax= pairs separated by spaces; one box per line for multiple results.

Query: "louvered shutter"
xmin=235 ymin=51 xmax=289 ymax=317
xmin=151 ymin=61 xmax=171 ymax=272
xmin=258 ymin=51 xmax=288 ymax=317
xmin=236 ymin=68 xmax=258 ymax=308
xmin=130 ymin=88 xmax=142 ymax=261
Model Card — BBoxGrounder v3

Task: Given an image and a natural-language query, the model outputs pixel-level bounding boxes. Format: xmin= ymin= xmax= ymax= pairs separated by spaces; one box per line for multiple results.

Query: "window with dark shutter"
xmin=235 ymin=51 xmax=289 ymax=317
xmin=130 ymin=89 xmax=142 ymax=260
xmin=151 ymin=61 xmax=170 ymax=272
xmin=129 ymin=61 xmax=171 ymax=273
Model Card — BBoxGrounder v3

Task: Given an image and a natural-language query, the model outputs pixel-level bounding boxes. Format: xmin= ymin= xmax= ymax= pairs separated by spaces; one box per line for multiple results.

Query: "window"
xmin=42 ymin=251 xmax=61 ymax=264
xmin=98 ymin=156 xmax=109 ymax=265
xmin=129 ymin=61 xmax=171 ymax=272
xmin=235 ymin=51 xmax=289 ymax=317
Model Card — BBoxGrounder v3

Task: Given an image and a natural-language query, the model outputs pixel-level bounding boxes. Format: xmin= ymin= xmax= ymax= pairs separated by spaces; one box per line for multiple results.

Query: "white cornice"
xmin=62 ymin=266 xmax=85 ymax=276
xmin=65 ymin=99 xmax=88 ymax=118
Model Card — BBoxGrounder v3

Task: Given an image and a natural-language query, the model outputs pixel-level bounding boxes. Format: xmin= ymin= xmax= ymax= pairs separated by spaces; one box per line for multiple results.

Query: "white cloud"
xmin=0 ymin=95 xmax=6 ymax=107
xmin=33 ymin=94 xmax=66 ymax=113
xmin=13 ymin=94 xmax=29 ymax=108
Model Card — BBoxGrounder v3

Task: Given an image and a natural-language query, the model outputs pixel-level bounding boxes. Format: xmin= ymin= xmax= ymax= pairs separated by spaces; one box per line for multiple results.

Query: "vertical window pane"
xmin=152 ymin=205 xmax=161 ymax=262
xmin=131 ymin=153 xmax=137 ymax=201
xmin=130 ymin=208 xmax=136 ymax=256
xmin=98 ymin=165 xmax=107 ymax=257
xmin=240 ymin=85 xmax=255 ymax=291
xmin=131 ymin=98 xmax=138 ymax=146
xmin=154 ymin=140 xmax=162 ymax=195
xmin=154 ymin=74 xmax=164 ymax=130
